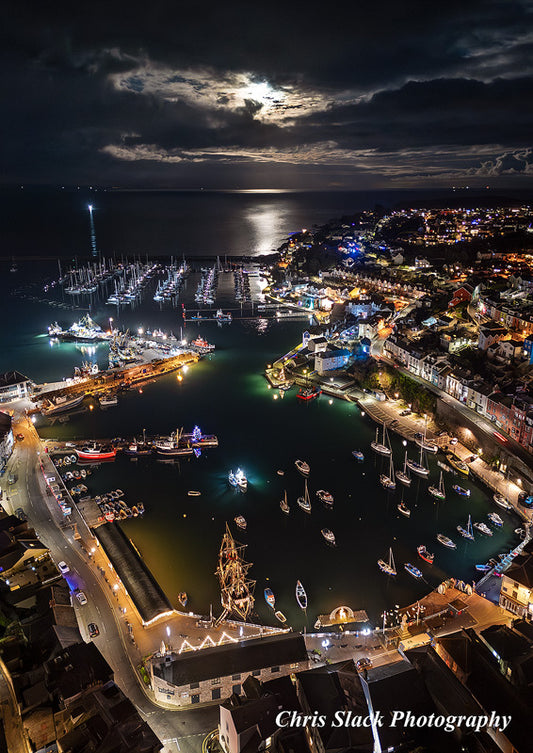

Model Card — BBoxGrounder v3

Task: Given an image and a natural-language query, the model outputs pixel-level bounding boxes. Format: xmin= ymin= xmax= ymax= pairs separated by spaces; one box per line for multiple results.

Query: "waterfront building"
xmin=314 ymin=347 xmax=351 ymax=375
xmin=0 ymin=410 xmax=13 ymax=474
xmin=499 ymin=547 xmax=533 ymax=619
xmin=0 ymin=370 xmax=32 ymax=403
xmin=150 ymin=632 xmax=308 ymax=707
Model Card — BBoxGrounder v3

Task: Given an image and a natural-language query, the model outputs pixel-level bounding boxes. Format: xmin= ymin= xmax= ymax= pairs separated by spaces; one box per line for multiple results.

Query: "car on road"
xmin=356 ymin=657 xmax=373 ymax=672
xmin=414 ymin=432 xmax=423 ymax=439
xmin=75 ymin=591 xmax=88 ymax=605
xmin=57 ymin=561 xmax=70 ymax=575
xmin=400 ymin=409 xmax=411 ymax=416
xmin=88 ymin=623 xmax=99 ymax=638
xmin=16 ymin=433 xmax=24 ymax=442
xmin=449 ymin=437 xmax=458 ymax=445
xmin=389 ymin=419 xmax=399 ymax=428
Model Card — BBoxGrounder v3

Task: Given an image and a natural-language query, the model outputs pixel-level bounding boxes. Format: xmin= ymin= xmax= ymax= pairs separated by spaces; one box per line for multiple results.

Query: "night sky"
xmin=2 ymin=0 xmax=533 ymax=189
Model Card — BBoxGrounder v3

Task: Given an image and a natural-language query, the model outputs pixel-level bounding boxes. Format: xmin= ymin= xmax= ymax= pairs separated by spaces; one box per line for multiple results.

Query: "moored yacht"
xmin=473 ymin=521 xmax=493 ymax=536
xmin=446 ymin=453 xmax=469 ymax=475
xmin=452 ymin=484 xmax=470 ymax=497
xmin=488 ymin=512 xmax=504 ymax=527
xmin=295 ymin=459 xmax=310 ymax=476
xmin=378 ymin=547 xmax=397 ymax=576
xmin=397 ymin=501 xmax=411 ymax=517
xmin=428 ymin=471 xmax=446 ymax=501
xmin=317 ymin=489 xmax=334 ymax=507
xmin=396 ymin=451 xmax=411 ymax=487
xmin=321 ymin=528 xmax=336 ymax=545
xmin=297 ymin=479 xmax=312 ymax=514
xmin=380 ymin=452 xmax=396 ymax=491
xmin=264 ymin=588 xmax=275 ymax=608
xmin=371 ymin=423 xmax=391 ymax=456
xmin=457 ymin=515 xmax=475 ymax=540
xmin=352 ymin=450 xmax=365 ymax=462
xmin=437 ymin=533 xmax=457 ymax=549
xmin=493 ymin=493 xmax=513 ymax=511
xmin=295 ymin=580 xmax=307 ymax=610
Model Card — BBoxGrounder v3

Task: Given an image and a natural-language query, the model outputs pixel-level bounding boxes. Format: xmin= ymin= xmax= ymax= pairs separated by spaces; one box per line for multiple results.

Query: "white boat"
xmin=352 ymin=450 xmax=365 ymax=461
xmin=493 ymin=493 xmax=513 ymax=511
xmin=321 ymin=528 xmax=336 ymax=545
xmin=228 ymin=470 xmax=238 ymax=487
xmin=397 ymin=501 xmax=411 ymax=517
xmin=41 ymin=393 xmax=85 ymax=416
xmin=234 ymin=515 xmax=247 ymax=530
xmin=317 ymin=489 xmax=334 ymax=506
xmin=99 ymin=393 xmax=118 ymax=407
xmin=380 ymin=452 xmax=396 ymax=491
xmin=415 ymin=416 xmax=439 ymax=453
xmin=473 ymin=521 xmax=493 ymax=536
xmin=396 ymin=451 xmax=411 ymax=487
xmin=406 ymin=442 xmax=429 ymax=477
xmin=275 ymin=610 xmax=287 ymax=623
xmin=437 ymin=533 xmax=457 ymax=549
xmin=188 ymin=490 xmax=201 ymax=497
xmin=377 ymin=547 xmax=397 ymax=576
xmin=235 ymin=468 xmax=247 ymax=491
xmin=371 ymin=423 xmax=391 ymax=456
xmin=297 ymin=479 xmax=312 ymax=514
xmin=295 ymin=580 xmax=307 ymax=610
xmin=295 ymin=459 xmax=310 ymax=476
xmin=452 ymin=484 xmax=470 ymax=497
xmin=280 ymin=490 xmax=289 ymax=514
xmin=488 ymin=512 xmax=504 ymax=527
xmin=429 ymin=471 xmax=446 ymax=501
xmin=457 ymin=514 xmax=475 ymax=540
xmin=404 ymin=562 xmax=423 ymax=579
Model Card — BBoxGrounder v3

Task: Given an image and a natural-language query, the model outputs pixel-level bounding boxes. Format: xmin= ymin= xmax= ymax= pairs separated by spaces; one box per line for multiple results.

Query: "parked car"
xmin=449 ymin=437 xmax=458 ymax=445
xmin=88 ymin=623 xmax=99 ymax=638
xmin=57 ymin=561 xmax=70 ymax=575
xmin=400 ymin=409 xmax=411 ymax=416
xmin=356 ymin=657 xmax=373 ymax=672
xmin=76 ymin=591 xmax=88 ymax=605
xmin=389 ymin=419 xmax=399 ymax=428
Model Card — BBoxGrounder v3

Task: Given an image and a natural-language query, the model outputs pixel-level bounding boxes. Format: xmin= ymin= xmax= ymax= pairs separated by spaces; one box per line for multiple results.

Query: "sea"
xmin=0 ymin=188 xmax=521 ymax=629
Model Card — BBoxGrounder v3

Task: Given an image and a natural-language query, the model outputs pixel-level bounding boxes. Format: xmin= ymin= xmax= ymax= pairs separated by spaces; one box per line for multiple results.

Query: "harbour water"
xmin=1 ymin=190 xmax=520 ymax=629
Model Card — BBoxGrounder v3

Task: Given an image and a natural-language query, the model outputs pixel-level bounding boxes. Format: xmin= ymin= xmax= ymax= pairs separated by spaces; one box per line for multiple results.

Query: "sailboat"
xmin=380 ymin=452 xmax=396 ymax=491
xmin=280 ymin=490 xmax=290 ymax=514
xmin=406 ymin=442 xmax=429 ymax=476
xmin=429 ymin=471 xmax=446 ymax=501
xmin=297 ymin=479 xmax=312 ymax=513
xmin=396 ymin=451 xmax=411 ymax=487
xmin=377 ymin=547 xmax=397 ymax=576
xmin=457 ymin=514 xmax=474 ymax=540
xmin=295 ymin=580 xmax=307 ymax=610
xmin=415 ymin=415 xmax=438 ymax=454
xmin=371 ymin=422 xmax=391 ymax=456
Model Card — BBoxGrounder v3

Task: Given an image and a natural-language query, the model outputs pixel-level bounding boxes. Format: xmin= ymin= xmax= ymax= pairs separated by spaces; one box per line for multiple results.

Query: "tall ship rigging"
xmin=215 ymin=523 xmax=255 ymax=624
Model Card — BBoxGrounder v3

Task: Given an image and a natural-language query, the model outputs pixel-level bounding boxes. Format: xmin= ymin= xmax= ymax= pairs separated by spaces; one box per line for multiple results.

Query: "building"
xmin=150 ymin=633 xmax=309 ymax=707
xmin=0 ymin=371 xmax=32 ymax=403
xmin=497 ymin=338 xmax=525 ymax=362
xmin=0 ymin=411 xmax=13 ymax=474
xmin=449 ymin=284 xmax=473 ymax=308
xmin=314 ymin=348 xmax=351 ymax=375
xmin=523 ymin=334 xmax=533 ymax=365
xmin=478 ymin=322 xmax=508 ymax=350
xmin=499 ymin=547 xmax=533 ymax=619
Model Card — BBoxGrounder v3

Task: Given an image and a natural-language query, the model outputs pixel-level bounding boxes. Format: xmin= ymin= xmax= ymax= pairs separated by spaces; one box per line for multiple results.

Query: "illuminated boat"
xmin=437 ymin=533 xmax=456 ymax=549
xmin=280 ymin=490 xmax=289 ymax=514
xmin=446 ymin=453 xmax=469 ymax=475
xmin=473 ymin=521 xmax=493 ymax=536
xmin=321 ymin=528 xmax=336 ymax=545
xmin=264 ymin=588 xmax=275 ymax=609
xmin=234 ymin=515 xmax=247 ymax=530
xmin=428 ymin=472 xmax=446 ymax=501
xmin=295 ymin=459 xmax=310 ymax=476
xmin=452 ymin=484 xmax=470 ymax=497
xmin=352 ymin=450 xmax=365 ymax=461
xmin=296 ymin=386 xmax=321 ymax=401
xmin=398 ymin=501 xmax=411 ymax=517
xmin=297 ymin=479 xmax=311 ymax=513
xmin=178 ymin=592 xmax=188 ymax=607
xmin=396 ymin=451 xmax=411 ymax=487
xmin=488 ymin=512 xmax=503 ymax=527
xmin=493 ymin=493 xmax=513 ymax=511
xmin=378 ymin=547 xmax=397 ymax=576
xmin=317 ymin=489 xmax=334 ymax=507
xmin=295 ymin=580 xmax=307 ymax=610
xmin=41 ymin=393 xmax=85 ymax=416
xmin=275 ymin=610 xmax=287 ymax=623
xmin=417 ymin=545 xmax=434 ymax=564
xmin=76 ymin=444 xmax=117 ymax=461
xmin=457 ymin=515 xmax=474 ymax=540
xmin=404 ymin=562 xmax=423 ymax=579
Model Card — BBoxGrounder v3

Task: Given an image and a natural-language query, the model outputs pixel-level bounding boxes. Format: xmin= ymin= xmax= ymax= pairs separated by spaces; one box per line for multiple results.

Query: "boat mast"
xmin=215 ymin=523 xmax=255 ymax=625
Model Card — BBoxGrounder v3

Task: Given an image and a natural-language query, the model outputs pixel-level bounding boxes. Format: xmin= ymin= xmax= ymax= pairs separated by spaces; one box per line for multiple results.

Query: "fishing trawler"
xmin=378 ymin=547 xmax=397 ymax=576
xmin=154 ymin=430 xmax=193 ymax=456
xmin=296 ymin=385 xmax=321 ymax=401
xmin=371 ymin=423 xmax=391 ymax=456
xmin=76 ymin=444 xmax=117 ymax=461
xmin=297 ymin=479 xmax=312 ymax=514
xmin=41 ymin=393 xmax=85 ymax=416
xmin=428 ymin=471 xmax=446 ymax=501
xmin=396 ymin=451 xmax=411 ymax=487
xmin=295 ymin=580 xmax=307 ymax=610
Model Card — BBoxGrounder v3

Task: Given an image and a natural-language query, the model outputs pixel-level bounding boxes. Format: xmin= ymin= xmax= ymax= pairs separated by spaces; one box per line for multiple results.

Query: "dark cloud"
xmin=1 ymin=0 xmax=533 ymax=187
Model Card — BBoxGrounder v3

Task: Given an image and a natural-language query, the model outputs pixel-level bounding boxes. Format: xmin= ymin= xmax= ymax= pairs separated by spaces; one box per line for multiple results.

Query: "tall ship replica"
xmin=215 ymin=523 xmax=255 ymax=626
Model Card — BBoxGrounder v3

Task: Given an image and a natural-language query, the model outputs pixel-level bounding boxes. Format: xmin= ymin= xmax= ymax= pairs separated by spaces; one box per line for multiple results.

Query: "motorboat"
xmin=191 ymin=336 xmax=215 ymax=350
xmin=437 ymin=533 xmax=457 ymax=549
xmin=234 ymin=515 xmax=247 ymax=530
xmin=321 ymin=528 xmax=336 ymax=545
xmin=371 ymin=423 xmax=391 ymax=456
xmin=297 ymin=479 xmax=312 ymax=514
xmin=488 ymin=512 xmax=504 ymax=527
xmin=352 ymin=450 xmax=365 ymax=461
xmin=380 ymin=452 xmax=396 ymax=491
xmin=457 ymin=515 xmax=475 ymax=540
xmin=178 ymin=592 xmax=188 ymax=607
xmin=124 ymin=441 xmax=152 ymax=456
xmin=452 ymin=484 xmax=470 ymax=497
xmin=264 ymin=588 xmax=275 ymax=609
xmin=396 ymin=451 xmax=411 ymax=487
xmin=473 ymin=521 xmax=493 ymax=536
xmin=76 ymin=444 xmax=117 ymax=461
xmin=295 ymin=580 xmax=307 ymax=610
xmin=493 ymin=493 xmax=513 ymax=511
xmin=428 ymin=471 xmax=446 ymax=501
xmin=317 ymin=489 xmax=334 ymax=507
xmin=378 ymin=547 xmax=397 ymax=576
xmin=296 ymin=385 xmax=321 ymax=401
xmin=280 ymin=490 xmax=289 ymax=514
xmin=275 ymin=611 xmax=287 ymax=623
xmin=446 ymin=453 xmax=469 ymax=475
xmin=99 ymin=393 xmax=118 ymax=407
xmin=295 ymin=459 xmax=310 ymax=476
xmin=188 ymin=491 xmax=201 ymax=497
xmin=397 ymin=501 xmax=411 ymax=517
xmin=404 ymin=562 xmax=423 ymax=579
xmin=475 ymin=564 xmax=491 ymax=572
xmin=417 ymin=545 xmax=434 ymax=564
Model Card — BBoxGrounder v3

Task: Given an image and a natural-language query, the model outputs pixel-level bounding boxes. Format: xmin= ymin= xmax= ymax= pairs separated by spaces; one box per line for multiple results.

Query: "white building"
xmin=0 ymin=371 xmax=32 ymax=403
